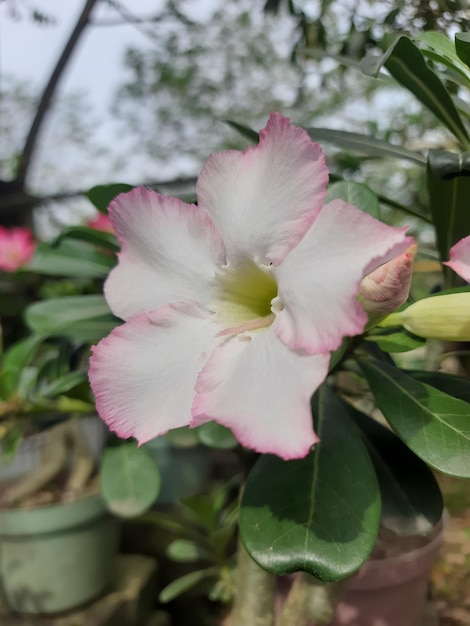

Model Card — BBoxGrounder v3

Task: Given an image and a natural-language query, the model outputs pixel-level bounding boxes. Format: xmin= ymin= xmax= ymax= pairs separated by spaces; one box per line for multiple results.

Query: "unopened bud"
xmin=392 ymin=292 xmax=470 ymax=341
xmin=358 ymin=245 xmax=416 ymax=326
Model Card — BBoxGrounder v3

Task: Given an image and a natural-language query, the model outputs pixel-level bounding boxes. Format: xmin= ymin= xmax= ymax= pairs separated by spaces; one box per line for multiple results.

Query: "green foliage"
xmin=348 ymin=404 xmax=443 ymax=535
xmin=326 ymin=181 xmax=380 ymax=218
xmin=28 ymin=240 xmax=115 ymax=278
xmin=359 ymin=359 xmax=470 ymax=478
xmin=361 ymin=36 xmax=469 ymax=148
xmin=86 ymin=184 xmax=134 ymax=214
xmin=100 ymin=441 xmax=161 ymax=517
xmin=426 ymin=150 xmax=470 ymax=284
xmin=25 ymin=295 xmax=118 ymax=343
xmin=55 ymin=226 xmax=119 ymax=252
xmin=239 ymin=386 xmax=381 ymax=581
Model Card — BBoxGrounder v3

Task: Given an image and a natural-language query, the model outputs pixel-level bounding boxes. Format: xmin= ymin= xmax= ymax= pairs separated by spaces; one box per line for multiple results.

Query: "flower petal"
xmin=444 ymin=235 xmax=470 ymax=282
xmin=273 ymin=199 xmax=413 ymax=354
xmin=106 ymin=187 xmax=225 ymax=320
xmin=192 ymin=329 xmax=328 ymax=460
xmin=89 ymin=301 xmax=220 ymax=444
xmin=196 ymin=113 xmax=328 ymax=265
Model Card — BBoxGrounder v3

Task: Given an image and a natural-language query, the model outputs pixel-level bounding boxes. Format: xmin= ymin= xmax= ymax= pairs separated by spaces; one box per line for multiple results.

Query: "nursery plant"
xmin=2 ymin=27 xmax=470 ymax=626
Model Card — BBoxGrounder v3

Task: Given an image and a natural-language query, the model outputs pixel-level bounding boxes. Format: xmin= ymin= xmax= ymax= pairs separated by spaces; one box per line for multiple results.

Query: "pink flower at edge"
xmin=0 ymin=226 xmax=36 ymax=272
xmin=444 ymin=236 xmax=470 ymax=282
xmin=87 ymin=213 xmax=114 ymax=233
xmin=89 ymin=113 xmax=414 ymax=460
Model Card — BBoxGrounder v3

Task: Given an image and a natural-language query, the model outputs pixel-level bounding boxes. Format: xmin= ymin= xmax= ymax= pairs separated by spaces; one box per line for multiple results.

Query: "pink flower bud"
xmin=0 ymin=226 xmax=36 ymax=272
xmin=359 ymin=245 xmax=417 ymax=319
xmin=444 ymin=235 xmax=470 ymax=282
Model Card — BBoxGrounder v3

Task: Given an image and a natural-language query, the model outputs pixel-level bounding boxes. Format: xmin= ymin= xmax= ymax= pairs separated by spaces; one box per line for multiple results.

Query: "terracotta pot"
xmin=327 ymin=521 xmax=444 ymax=626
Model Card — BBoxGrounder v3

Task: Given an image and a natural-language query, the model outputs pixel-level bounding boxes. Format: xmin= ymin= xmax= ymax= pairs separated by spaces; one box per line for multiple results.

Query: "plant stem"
xmin=279 ymin=573 xmax=347 ymax=626
xmin=230 ymin=540 xmax=275 ymax=626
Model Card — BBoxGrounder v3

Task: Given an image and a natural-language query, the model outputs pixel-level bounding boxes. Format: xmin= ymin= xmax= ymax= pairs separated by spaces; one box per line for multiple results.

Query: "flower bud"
xmin=358 ymin=245 xmax=416 ymax=325
xmin=396 ymin=292 xmax=470 ymax=341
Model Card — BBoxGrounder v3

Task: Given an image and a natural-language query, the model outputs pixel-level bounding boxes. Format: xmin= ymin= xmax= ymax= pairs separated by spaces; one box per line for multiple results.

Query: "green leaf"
xmin=40 ymin=371 xmax=88 ymax=399
xmin=239 ymin=386 xmax=380 ymax=581
xmin=159 ymin=568 xmax=217 ymax=603
xmin=28 ymin=239 xmax=115 ymax=278
xmin=86 ymin=183 xmax=134 ymax=214
xmin=347 ymin=404 xmax=443 ymax=535
xmin=196 ymin=422 xmax=238 ymax=449
xmin=415 ymin=32 xmax=470 ymax=87
xmin=365 ymin=332 xmax=424 ymax=353
xmin=2 ymin=335 xmax=43 ymax=375
xmin=166 ymin=539 xmax=209 ymax=563
xmin=224 ymin=120 xmax=259 ymax=143
xmin=305 ymin=127 xmax=426 ymax=165
xmin=25 ymin=295 xmax=119 ymax=343
xmin=55 ymin=226 xmax=120 ymax=252
xmin=361 ymin=36 xmax=470 ymax=147
xmin=100 ymin=442 xmax=161 ymax=517
xmin=426 ymin=151 xmax=470 ymax=282
xmin=408 ymin=370 xmax=470 ymax=404
xmin=455 ymin=33 xmax=470 ymax=69
xmin=326 ymin=181 xmax=379 ymax=218
xmin=359 ymin=359 xmax=470 ymax=478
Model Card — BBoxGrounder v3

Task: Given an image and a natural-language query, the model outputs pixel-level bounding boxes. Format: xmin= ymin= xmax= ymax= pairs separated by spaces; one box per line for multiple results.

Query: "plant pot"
xmin=0 ymin=491 xmax=119 ymax=614
xmin=0 ymin=415 xmax=108 ymax=483
xmin=327 ymin=520 xmax=444 ymax=626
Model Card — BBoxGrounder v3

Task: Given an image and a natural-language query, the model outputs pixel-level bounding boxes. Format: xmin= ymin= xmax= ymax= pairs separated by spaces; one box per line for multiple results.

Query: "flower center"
xmin=212 ymin=259 xmax=279 ymax=337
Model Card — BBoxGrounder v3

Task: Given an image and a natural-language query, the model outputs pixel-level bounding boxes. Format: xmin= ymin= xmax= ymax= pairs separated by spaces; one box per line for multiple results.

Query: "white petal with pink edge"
xmin=196 ymin=113 xmax=328 ymax=265
xmin=192 ymin=328 xmax=328 ymax=460
xmin=106 ymin=187 xmax=225 ymax=320
xmin=273 ymin=199 xmax=413 ymax=354
xmin=444 ymin=235 xmax=470 ymax=282
xmin=89 ymin=301 xmax=221 ymax=444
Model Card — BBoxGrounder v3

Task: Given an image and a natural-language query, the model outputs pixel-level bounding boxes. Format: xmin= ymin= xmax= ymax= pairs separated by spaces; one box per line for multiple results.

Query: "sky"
xmin=1 ymin=0 xmax=213 ymax=188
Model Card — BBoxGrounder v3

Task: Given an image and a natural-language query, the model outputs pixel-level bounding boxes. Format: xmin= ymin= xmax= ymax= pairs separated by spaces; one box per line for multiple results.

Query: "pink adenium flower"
xmin=0 ymin=226 xmax=36 ymax=272
xmin=444 ymin=236 xmax=470 ymax=282
xmin=89 ymin=113 xmax=413 ymax=460
xmin=87 ymin=213 xmax=114 ymax=233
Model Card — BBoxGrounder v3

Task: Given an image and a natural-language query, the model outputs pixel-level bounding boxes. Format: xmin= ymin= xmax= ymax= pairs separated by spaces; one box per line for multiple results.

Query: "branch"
xmin=16 ymin=0 xmax=99 ymax=187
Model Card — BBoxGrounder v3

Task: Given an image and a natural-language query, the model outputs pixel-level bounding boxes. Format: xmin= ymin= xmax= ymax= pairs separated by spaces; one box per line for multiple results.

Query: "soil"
xmin=428 ymin=475 xmax=470 ymax=626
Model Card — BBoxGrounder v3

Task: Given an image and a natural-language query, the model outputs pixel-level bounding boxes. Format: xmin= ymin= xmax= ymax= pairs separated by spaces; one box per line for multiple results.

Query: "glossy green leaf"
xmin=239 ymin=386 xmax=380 ymax=581
xmin=359 ymin=359 xmax=470 ymax=478
xmin=196 ymin=422 xmax=237 ymax=449
xmin=28 ymin=239 xmax=115 ymax=278
xmin=159 ymin=568 xmax=217 ymax=603
xmin=365 ymin=332 xmax=424 ymax=353
xmin=306 ymin=127 xmax=426 ymax=165
xmin=408 ymin=370 xmax=470 ymax=404
xmin=86 ymin=183 xmax=134 ymax=214
xmin=100 ymin=442 xmax=161 ymax=517
xmin=25 ymin=295 xmax=119 ymax=343
xmin=455 ymin=33 xmax=470 ymax=69
xmin=361 ymin=36 xmax=469 ymax=147
xmin=326 ymin=181 xmax=379 ymax=218
xmin=55 ymin=226 xmax=120 ymax=252
xmin=426 ymin=151 xmax=470 ymax=283
xmin=347 ymin=403 xmax=443 ymax=535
